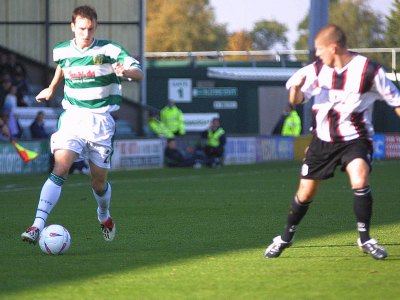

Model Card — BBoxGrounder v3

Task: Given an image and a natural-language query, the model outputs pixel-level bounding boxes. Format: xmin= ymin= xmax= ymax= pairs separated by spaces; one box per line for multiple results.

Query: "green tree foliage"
xmin=385 ymin=0 xmax=400 ymax=47
xmin=249 ymin=20 xmax=288 ymax=50
xmin=294 ymin=0 xmax=388 ymax=67
xmin=295 ymin=0 xmax=385 ymax=49
xmin=146 ymin=0 xmax=227 ymax=52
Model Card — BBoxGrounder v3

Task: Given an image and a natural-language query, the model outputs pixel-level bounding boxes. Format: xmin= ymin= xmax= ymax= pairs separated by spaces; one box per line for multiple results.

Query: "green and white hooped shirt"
xmin=53 ymin=38 xmax=142 ymax=113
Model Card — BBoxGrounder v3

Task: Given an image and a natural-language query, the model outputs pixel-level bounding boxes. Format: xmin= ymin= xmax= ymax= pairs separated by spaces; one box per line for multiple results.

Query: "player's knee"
xmin=91 ymin=178 xmax=107 ymax=195
xmin=52 ymin=164 xmax=71 ymax=178
xmin=350 ymin=178 xmax=369 ymax=190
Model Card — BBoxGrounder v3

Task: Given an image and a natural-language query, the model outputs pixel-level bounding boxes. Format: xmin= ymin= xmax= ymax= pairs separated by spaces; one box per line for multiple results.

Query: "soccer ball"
xmin=39 ymin=224 xmax=71 ymax=255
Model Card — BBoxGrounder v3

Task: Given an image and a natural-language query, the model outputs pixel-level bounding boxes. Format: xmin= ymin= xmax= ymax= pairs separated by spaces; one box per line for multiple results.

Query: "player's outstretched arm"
xmin=36 ymin=65 xmax=64 ymax=102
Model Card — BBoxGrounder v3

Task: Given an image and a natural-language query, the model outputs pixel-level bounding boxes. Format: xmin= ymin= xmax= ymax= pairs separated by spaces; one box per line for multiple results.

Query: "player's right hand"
xmin=35 ymin=88 xmax=52 ymax=102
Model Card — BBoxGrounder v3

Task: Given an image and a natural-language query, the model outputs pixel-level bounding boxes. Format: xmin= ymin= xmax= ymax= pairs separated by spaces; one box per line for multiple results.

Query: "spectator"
xmin=30 ymin=111 xmax=49 ymax=139
xmin=0 ymin=52 xmax=29 ymax=106
xmin=148 ymin=111 xmax=174 ymax=138
xmin=0 ymin=110 xmax=10 ymax=139
xmin=3 ymin=85 xmax=18 ymax=111
xmin=281 ymin=104 xmax=302 ymax=136
xmin=0 ymin=51 xmax=8 ymax=74
xmin=0 ymin=78 xmax=13 ymax=109
xmin=160 ymin=99 xmax=186 ymax=137
xmin=0 ymin=110 xmax=22 ymax=139
xmin=164 ymin=138 xmax=205 ymax=168
xmin=201 ymin=117 xmax=226 ymax=167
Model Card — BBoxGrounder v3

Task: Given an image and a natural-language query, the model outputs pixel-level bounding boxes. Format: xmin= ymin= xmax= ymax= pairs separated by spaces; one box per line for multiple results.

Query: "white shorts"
xmin=50 ymin=108 xmax=115 ymax=169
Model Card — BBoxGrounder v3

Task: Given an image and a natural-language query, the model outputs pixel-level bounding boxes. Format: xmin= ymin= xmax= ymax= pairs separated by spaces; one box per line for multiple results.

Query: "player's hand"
xmin=35 ymin=88 xmax=52 ymax=102
xmin=289 ymin=75 xmax=306 ymax=104
xmin=112 ymin=62 xmax=125 ymax=77
xmin=293 ymin=75 xmax=306 ymax=89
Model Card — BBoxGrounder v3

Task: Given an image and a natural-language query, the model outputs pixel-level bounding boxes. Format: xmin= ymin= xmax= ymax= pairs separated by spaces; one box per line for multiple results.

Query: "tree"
xmin=225 ymin=30 xmax=253 ymax=51
xmin=294 ymin=0 xmax=387 ymax=66
xmin=223 ymin=30 xmax=253 ymax=61
xmin=146 ymin=0 xmax=228 ymax=52
xmin=385 ymin=0 xmax=400 ymax=47
xmin=249 ymin=20 xmax=288 ymax=50
xmin=295 ymin=0 xmax=385 ymax=49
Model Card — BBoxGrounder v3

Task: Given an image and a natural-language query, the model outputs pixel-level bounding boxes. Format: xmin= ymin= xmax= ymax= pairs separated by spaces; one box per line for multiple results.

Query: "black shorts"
xmin=300 ymin=136 xmax=373 ymax=180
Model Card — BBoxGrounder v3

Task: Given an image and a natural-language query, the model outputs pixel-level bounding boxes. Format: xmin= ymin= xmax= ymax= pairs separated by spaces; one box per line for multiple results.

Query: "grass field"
xmin=1 ymin=160 xmax=399 ymax=299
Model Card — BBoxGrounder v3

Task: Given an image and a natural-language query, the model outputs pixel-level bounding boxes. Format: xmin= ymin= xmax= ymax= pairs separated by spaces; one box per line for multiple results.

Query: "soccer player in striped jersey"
xmin=265 ymin=24 xmax=400 ymax=260
xmin=21 ymin=5 xmax=143 ymax=244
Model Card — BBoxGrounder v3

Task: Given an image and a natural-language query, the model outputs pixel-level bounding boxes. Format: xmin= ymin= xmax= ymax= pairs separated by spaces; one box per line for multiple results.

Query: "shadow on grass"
xmin=1 ymin=160 xmax=399 ymax=294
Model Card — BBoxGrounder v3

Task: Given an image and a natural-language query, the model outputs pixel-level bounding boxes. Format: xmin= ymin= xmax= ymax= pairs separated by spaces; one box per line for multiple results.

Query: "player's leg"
xmin=346 ymin=157 xmax=387 ymax=259
xmin=282 ymin=178 xmax=320 ymax=241
xmin=21 ymin=149 xmax=77 ymax=244
xmin=264 ymin=179 xmax=320 ymax=258
xmin=265 ymin=136 xmax=333 ymax=258
xmin=90 ymin=162 xmax=116 ymax=241
xmin=347 ymin=158 xmax=372 ymax=242
xmin=90 ymin=162 xmax=111 ymax=222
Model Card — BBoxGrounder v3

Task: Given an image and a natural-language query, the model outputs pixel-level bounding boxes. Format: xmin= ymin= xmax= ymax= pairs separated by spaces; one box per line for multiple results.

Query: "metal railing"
xmin=146 ymin=48 xmax=400 ymax=70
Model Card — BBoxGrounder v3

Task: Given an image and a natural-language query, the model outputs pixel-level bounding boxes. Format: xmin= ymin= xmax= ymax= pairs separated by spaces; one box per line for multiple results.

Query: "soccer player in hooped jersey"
xmin=265 ymin=24 xmax=400 ymax=260
xmin=21 ymin=5 xmax=143 ymax=244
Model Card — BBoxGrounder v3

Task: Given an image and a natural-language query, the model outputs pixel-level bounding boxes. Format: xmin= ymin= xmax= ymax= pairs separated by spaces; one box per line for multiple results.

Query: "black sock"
xmin=353 ymin=186 xmax=373 ymax=243
xmin=281 ymin=197 xmax=311 ymax=242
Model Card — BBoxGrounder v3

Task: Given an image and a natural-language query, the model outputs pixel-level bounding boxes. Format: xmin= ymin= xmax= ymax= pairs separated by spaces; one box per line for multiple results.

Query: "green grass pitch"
xmin=1 ymin=160 xmax=399 ymax=299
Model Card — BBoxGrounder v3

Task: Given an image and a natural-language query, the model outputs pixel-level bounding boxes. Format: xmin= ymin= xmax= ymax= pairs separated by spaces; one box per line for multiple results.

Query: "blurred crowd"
xmin=0 ymin=50 xmax=31 ymax=140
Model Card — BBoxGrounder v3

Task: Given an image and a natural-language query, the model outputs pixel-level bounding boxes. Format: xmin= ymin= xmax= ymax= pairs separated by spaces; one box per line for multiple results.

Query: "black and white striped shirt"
xmin=287 ymin=54 xmax=400 ymax=142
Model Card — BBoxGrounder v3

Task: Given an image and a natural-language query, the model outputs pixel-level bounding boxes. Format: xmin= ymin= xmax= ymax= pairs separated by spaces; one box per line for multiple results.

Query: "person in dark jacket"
xmin=30 ymin=111 xmax=49 ymax=139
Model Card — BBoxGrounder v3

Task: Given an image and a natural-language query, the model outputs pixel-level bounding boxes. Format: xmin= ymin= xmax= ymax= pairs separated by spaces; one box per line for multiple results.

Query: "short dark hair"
xmin=72 ymin=5 xmax=97 ymax=23
xmin=317 ymin=24 xmax=347 ymax=48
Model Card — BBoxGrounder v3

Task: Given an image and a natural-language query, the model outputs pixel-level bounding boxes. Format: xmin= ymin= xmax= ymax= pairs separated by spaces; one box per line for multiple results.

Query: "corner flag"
xmin=11 ymin=141 xmax=39 ymax=163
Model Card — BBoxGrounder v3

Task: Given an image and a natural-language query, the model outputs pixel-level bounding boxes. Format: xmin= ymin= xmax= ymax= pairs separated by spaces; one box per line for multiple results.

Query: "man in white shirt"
xmin=265 ymin=24 xmax=400 ymax=260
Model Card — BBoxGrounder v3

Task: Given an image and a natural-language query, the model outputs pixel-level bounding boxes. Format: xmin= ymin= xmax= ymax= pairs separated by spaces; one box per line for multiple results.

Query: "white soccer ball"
xmin=39 ymin=224 xmax=71 ymax=255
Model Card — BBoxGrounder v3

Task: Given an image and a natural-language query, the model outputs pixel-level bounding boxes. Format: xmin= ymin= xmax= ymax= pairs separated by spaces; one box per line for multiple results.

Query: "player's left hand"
xmin=112 ymin=63 xmax=126 ymax=77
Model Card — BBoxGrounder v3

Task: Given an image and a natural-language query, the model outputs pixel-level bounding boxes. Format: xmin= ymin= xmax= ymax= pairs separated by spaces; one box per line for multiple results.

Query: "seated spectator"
xmin=0 ymin=78 xmax=13 ymax=109
xmin=0 ymin=110 xmax=22 ymax=139
xmin=0 ymin=111 xmax=10 ymax=139
xmin=3 ymin=85 xmax=18 ymax=111
xmin=0 ymin=53 xmax=29 ymax=106
xmin=148 ymin=111 xmax=174 ymax=138
xmin=164 ymin=138 xmax=206 ymax=168
xmin=200 ymin=118 xmax=226 ymax=167
xmin=30 ymin=111 xmax=49 ymax=139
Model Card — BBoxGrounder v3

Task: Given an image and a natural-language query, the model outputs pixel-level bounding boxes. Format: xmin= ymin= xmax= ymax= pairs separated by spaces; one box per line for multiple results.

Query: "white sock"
xmin=93 ymin=182 xmax=111 ymax=223
xmin=32 ymin=173 xmax=64 ymax=230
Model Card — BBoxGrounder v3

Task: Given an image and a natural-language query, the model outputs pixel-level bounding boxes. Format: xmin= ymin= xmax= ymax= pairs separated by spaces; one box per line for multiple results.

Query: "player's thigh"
xmin=346 ymin=158 xmax=370 ymax=189
xmin=53 ymin=149 xmax=78 ymax=177
xmin=296 ymin=178 xmax=321 ymax=202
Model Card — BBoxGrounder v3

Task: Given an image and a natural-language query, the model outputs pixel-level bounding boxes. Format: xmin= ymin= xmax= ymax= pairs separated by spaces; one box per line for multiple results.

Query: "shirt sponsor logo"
xmin=68 ymin=70 xmax=96 ymax=83
xmin=93 ymin=54 xmax=105 ymax=65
